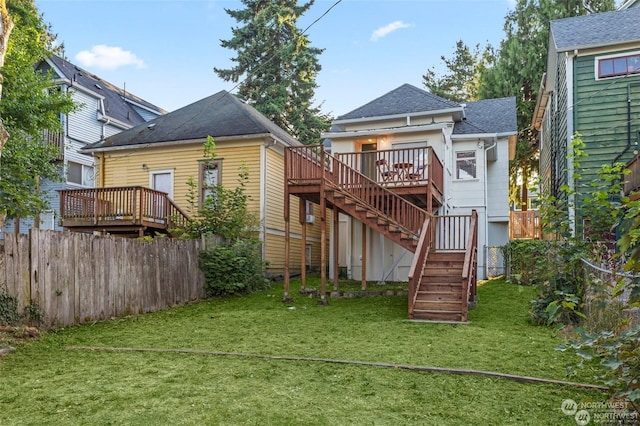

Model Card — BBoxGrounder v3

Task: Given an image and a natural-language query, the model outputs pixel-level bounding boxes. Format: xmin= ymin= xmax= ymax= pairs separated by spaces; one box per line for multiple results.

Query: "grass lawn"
xmin=0 ymin=277 xmax=609 ymax=425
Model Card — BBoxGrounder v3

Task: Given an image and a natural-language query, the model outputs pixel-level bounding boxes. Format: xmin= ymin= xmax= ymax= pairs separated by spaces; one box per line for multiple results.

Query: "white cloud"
xmin=75 ymin=45 xmax=146 ymax=70
xmin=370 ymin=21 xmax=412 ymax=42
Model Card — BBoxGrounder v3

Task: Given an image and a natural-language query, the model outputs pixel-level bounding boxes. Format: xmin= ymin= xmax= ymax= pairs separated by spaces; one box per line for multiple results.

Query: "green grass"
xmin=0 ymin=277 xmax=608 ymax=425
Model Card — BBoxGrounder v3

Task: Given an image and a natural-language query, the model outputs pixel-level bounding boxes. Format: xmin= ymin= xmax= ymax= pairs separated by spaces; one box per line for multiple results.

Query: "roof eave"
xmin=322 ymin=122 xmax=449 ymax=140
xmin=334 ymin=107 xmax=464 ymax=126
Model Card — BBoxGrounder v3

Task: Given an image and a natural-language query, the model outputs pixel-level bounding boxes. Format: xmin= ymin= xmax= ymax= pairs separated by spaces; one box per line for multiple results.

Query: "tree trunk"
xmin=0 ymin=1 xmax=13 ymax=232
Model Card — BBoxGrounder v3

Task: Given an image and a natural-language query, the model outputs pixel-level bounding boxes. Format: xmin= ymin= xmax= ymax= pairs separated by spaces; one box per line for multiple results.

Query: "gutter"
xmin=323 ymin=122 xmax=449 ymax=140
xmin=333 ymin=106 xmax=465 ymax=126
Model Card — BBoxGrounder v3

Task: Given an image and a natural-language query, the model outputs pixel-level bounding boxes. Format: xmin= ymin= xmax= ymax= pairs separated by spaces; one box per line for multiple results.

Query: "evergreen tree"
xmin=214 ymin=0 xmax=331 ymax=145
xmin=0 ymin=0 xmax=76 ymax=229
xmin=422 ymin=40 xmax=490 ymax=102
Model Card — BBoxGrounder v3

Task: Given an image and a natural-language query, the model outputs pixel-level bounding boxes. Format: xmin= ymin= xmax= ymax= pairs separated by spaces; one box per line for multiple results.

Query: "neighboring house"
xmin=620 ymin=0 xmax=640 ymax=9
xmin=2 ymin=54 xmax=166 ymax=235
xmin=533 ymin=7 xmax=640 ymax=235
xmin=284 ymin=84 xmax=517 ymax=321
xmin=61 ymin=90 xmax=325 ymax=276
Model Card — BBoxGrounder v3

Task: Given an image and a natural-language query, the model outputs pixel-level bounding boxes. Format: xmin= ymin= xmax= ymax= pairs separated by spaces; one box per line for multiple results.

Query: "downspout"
xmin=483 ymin=139 xmax=497 ymax=279
xmin=612 ymin=82 xmax=639 ymax=166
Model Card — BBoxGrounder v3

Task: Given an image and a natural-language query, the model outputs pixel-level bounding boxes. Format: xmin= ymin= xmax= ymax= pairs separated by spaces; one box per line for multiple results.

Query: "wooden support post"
xmin=319 ymin=193 xmax=327 ymax=304
xmin=333 ymin=208 xmax=339 ymax=291
xmin=299 ymin=199 xmax=307 ymax=290
xmin=361 ymin=222 xmax=367 ymax=291
xmin=283 ymin=149 xmax=292 ymax=302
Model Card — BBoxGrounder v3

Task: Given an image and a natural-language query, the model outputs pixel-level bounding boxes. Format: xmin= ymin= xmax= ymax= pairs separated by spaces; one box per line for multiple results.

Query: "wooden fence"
xmin=1 ymin=229 xmax=205 ymax=329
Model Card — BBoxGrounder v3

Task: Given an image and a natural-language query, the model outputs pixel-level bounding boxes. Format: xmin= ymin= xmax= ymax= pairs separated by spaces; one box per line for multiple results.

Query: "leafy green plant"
xmin=0 ymin=291 xmax=19 ymax=326
xmin=174 ymin=137 xmax=269 ymax=297
xmin=198 ymin=239 xmax=269 ymax=297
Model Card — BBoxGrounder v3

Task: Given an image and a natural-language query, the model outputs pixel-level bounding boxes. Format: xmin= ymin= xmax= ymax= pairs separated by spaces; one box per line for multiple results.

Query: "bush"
xmin=199 ymin=239 xmax=269 ymax=297
xmin=503 ymin=239 xmax=586 ymax=325
xmin=0 ymin=291 xmax=19 ymax=326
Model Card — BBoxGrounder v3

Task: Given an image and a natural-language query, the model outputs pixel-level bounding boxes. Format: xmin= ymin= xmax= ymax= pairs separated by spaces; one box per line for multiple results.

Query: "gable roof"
xmin=335 ymin=84 xmax=461 ymax=121
xmin=43 ymin=55 xmax=167 ymax=127
xmin=550 ymin=7 xmax=640 ymax=52
xmin=83 ymin=90 xmax=302 ymax=152
xmin=453 ymin=97 xmax=518 ymax=135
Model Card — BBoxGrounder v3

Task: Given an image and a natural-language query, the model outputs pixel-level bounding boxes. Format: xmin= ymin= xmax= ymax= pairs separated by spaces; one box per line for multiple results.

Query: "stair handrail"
xmin=329 ymin=154 xmax=429 ymax=236
xmin=407 ymin=216 xmax=432 ymax=317
xmin=286 ymin=145 xmax=429 ymax=236
xmin=461 ymin=210 xmax=478 ymax=318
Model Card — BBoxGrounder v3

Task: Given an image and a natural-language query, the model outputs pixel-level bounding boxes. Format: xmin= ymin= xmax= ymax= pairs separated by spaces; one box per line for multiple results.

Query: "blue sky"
xmin=34 ymin=0 xmax=517 ymax=117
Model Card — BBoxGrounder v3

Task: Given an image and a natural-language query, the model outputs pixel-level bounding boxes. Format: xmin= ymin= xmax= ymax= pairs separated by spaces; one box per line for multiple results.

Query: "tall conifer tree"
xmin=215 ymin=0 xmax=331 ymax=144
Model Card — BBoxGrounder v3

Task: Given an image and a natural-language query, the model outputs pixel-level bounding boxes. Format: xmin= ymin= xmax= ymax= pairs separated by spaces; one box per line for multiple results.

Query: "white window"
xmin=200 ymin=160 xmax=221 ymax=207
xmin=455 ymin=151 xmax=476 ymax=180
xmin=67 ymin=161 xmax=95 ymax=187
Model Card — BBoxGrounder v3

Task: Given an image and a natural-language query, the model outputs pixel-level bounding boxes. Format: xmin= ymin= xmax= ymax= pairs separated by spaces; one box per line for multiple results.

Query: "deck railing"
xmin=59 ymin=186 xmax=190 ymax=231
xmin=286 ymin=145 xmax=429 ymax=236
xmin=432 ymin=214 xmax=473 ymax=251
xmin=407 ymin=217 xmax=432 ymax=317
xmin=625 ymin=155 xmax=640 ymax=196
xmin=42 ymin=129 xmax=64 ymax=161
xmin=509 ymin=210 xmax=541 ymax=240
xmin=335 ymin=146 xmax=443 ymax=195
xmin=461 ymin=211 xmax=478 ymax=318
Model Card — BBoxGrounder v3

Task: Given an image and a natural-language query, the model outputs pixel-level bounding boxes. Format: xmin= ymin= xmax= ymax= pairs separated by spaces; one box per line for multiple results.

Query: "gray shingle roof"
xmin=453 ymin=97 xmax=517 ymax=135
xmin=550 ymin=7 xmax=640 ymax=51
xmin=336 ymin=84 xmax=460 ymax=120
xmin=83 ymin=90 xmax=301 ymax=151
xmin=44 ymin=55 xmax=166 ymax=126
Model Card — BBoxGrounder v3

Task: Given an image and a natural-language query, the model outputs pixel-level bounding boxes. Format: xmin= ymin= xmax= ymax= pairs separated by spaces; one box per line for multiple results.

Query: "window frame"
xmin=596 ymin=51 xmax=640 ymax=80
xmin=199 ymin=159 xmax=222 ymax=208
xmin=66 ymin=160 xmax=95 ymax=187
xmin=454 ymin=150 xmax=477 ymax=180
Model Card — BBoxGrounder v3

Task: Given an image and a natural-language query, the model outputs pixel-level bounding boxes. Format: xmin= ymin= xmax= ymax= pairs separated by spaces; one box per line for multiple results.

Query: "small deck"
xmin=287 ymin=145 xmax=443 ymax=212
xmin=59 ymin=186 xmax=190 ymax=237
xmin=509 ymin=210 xmax=541 ymax=240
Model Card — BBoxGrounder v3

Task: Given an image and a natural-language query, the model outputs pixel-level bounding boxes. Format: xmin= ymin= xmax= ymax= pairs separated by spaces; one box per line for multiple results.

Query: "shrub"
xmin=0 ymin=291 xmax=19 ymax=326
xmin=199 ymin=239 xmax=269 ymax=297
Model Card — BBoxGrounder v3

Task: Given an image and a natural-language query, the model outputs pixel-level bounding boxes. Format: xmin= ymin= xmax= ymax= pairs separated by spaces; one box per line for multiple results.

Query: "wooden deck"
xmin=59 ymin=186 xmax=190 ymax=237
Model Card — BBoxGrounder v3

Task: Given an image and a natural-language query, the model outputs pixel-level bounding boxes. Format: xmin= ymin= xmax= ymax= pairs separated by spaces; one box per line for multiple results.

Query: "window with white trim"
xmin=67 ymin=161 xmax=95 ymax=187
xmin=455 ymin=151 xmax=476 ymax=180
xmin=597 ymin=53 xmax=640 ymax=79
xmin=200 ymin=160 xmax=221 ymax=207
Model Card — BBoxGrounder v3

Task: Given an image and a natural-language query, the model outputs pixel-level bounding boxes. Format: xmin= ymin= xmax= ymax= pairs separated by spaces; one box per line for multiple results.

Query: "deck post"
xmin=333 ymin=208 xmax=339 ymax=291
xmin=361 ymin=222 xmax=367 ymax=291
xmin=283 ymin=148 xmax=292 ymax=302
xmin=299 ymin=199 xmax=307 ymax=290
xmin=319 ymin=147 xmax=327 ymax=305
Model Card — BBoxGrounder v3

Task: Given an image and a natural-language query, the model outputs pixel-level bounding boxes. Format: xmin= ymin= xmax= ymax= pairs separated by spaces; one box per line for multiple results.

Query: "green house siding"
xmin=573 ymin=51 xmax=640 ymax=224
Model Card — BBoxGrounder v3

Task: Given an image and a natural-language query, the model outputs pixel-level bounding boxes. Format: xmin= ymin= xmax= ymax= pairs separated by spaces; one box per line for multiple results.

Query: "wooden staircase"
xmin=285 ymin=145 xmax=478 ymax=322
xmin=413 ymin=251 xmax=466 ymax=322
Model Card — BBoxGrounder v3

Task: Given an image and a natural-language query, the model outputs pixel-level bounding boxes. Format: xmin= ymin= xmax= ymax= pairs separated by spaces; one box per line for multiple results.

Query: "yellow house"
xmin=59 ymin=90 xmax=326 ymax=276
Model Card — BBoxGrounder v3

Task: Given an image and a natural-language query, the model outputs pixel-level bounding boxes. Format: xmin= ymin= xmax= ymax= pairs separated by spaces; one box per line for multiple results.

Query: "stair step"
xmin=418 ymin=291 xmax=462 ymax=302
xmin=412 ymin=309 xmax=465 ymax=322
xmin=419 ymin=283 xmax=462 ymax=293
xmin=424 ymin=266 xmax=464 ymax=275
xmin=421 ymin=274 xmax=464 ymax=284
xmin=414 ymin=299 xmax=462 ymax=310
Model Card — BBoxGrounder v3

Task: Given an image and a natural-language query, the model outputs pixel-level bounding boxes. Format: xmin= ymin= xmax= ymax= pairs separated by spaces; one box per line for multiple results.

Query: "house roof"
xmin=43 ymin=55 xmax=167 ymax=127
xmin=330 ymin=84 xmax=516 ymax=137
xmin=550 ymin=7 xmax=640 ymax=52
xmin=335 ymin=84 xmax=461 ymax=121
xmin=83 ymin=90 xmax=302 ymax=151
xmin=453 ymin=97 xmax=517 ymax=135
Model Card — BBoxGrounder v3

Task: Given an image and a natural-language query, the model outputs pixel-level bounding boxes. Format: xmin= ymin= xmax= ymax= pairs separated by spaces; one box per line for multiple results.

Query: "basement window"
xmin=597 ymin=52 xmax=640 ymax=79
